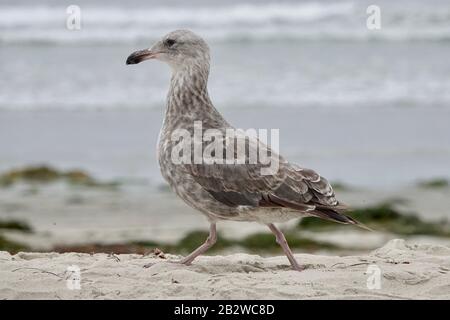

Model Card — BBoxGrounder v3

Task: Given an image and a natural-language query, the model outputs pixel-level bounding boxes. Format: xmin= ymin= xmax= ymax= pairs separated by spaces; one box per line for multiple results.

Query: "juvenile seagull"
xmin=127 ymin=30 xmax=366 ymax=271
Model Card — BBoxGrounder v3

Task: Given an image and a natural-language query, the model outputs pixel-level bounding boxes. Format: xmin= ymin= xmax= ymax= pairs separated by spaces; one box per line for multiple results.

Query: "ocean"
xmin=1 ymin=0 xmax=450 ymax=188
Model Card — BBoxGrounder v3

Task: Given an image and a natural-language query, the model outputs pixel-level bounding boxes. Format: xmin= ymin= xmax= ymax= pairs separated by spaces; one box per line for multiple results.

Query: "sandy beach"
xmin=1 ymin=239 xmax=449 ymax=300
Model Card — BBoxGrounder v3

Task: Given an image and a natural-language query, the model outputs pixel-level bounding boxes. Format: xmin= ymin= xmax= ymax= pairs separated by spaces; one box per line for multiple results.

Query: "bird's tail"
xmin=261 ymin=193 xmax=372 ymax=231
xmin=309 ymin=205 xmax=373 ymax=231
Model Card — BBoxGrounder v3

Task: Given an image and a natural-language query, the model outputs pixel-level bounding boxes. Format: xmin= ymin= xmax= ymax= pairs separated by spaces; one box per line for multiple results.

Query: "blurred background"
xmin=0 ymin=0 xmax=449 ymax=255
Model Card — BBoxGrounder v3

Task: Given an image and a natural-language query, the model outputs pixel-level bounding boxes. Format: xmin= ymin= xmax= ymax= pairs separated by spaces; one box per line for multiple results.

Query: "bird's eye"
xmin=165 ymin=39 xmax=176 ymax=47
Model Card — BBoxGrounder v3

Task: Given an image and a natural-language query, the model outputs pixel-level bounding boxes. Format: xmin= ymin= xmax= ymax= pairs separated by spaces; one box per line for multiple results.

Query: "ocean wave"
xmin=2 ymin=28 xmax=450 ymax=46
xmin=0 ymin=2 xmax=355 ymax=27
xmin=1 ymin=90 xmax=449 ymax=111
xmin=1 ymin=2 xmax=450 ymax=44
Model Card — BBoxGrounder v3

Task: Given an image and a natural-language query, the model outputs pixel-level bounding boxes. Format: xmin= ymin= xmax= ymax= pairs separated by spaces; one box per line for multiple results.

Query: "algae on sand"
xmin=0 ymin=234 xmax=29 ymax=253
xmin=0 ymin=219 xmax=32 ymax=232
xmin=0 ymin=219 xmax=32 ymax=252
xmin=56 ymin=230 xmax=339 ymax=255
xmin=418 ymin=178 xmax=449 ymax=189
xmin=0 ymin=165 xmax=119 ymax=189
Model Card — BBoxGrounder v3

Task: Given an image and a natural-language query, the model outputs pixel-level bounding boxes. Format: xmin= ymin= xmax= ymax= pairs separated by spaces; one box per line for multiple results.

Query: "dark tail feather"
xmin=310 ymin=207 xmax=373 ymax=231
xmin=261 ymin=194 xmax=372 ymax=231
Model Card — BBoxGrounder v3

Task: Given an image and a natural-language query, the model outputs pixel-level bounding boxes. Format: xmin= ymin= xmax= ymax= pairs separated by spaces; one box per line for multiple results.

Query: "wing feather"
xmin=184 ymin=133 xmax=332 ymax=206
xmin=182 ymin=131 xmax=366 ymax=228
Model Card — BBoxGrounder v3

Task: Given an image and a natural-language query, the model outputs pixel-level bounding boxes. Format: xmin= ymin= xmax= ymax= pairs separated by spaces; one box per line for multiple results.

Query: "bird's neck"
xmin=163 ymin=63 xmax=227 ymax=130
xmin=169 ymin=62 xmax=210 ymax=101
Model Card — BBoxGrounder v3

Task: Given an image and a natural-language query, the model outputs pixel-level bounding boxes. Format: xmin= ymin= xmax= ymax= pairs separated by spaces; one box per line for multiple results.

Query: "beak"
xmin=126 ymin=49 xmax=158 ymax=65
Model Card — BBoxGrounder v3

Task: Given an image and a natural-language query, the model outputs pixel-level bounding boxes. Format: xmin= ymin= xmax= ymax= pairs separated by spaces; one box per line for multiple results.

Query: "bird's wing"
xmin=180 ymin=131 xmax=364 ymax=227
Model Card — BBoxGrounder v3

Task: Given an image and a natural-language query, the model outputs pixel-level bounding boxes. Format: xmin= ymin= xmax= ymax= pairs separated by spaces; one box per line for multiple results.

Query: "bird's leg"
xmin=267 ymin=223 xmax=303 ymax=271
xmin=179 ymin=223 xmax=217 ymax=265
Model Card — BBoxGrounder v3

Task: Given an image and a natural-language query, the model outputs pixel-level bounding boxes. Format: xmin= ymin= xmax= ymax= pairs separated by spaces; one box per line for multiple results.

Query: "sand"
xmin=1 ymin=239 xmax=449 ymax=300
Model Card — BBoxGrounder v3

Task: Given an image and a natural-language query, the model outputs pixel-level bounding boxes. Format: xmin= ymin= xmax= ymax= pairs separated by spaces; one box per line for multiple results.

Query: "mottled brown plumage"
xmin=127 ymin=30 xmax=366 ymax=271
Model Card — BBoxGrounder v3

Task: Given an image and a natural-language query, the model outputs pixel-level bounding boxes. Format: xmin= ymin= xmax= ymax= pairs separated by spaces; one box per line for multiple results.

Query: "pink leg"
xmin=267 ymin=223 xmax=303 ymax=271
xmin=179 ymin=223 xmax=217 ymax=265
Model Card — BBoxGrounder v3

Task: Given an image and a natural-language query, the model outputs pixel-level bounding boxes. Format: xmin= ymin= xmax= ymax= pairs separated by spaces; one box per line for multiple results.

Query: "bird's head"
xmin=126 ymin=30 xmax=210 ymax=71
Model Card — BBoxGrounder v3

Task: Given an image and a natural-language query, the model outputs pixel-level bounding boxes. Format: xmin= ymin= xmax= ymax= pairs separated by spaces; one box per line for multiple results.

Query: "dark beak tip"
xmin=126 ymin=56 xmax=136 ymax=65
xmin=126 ymin=49 xmax=155 ymax=66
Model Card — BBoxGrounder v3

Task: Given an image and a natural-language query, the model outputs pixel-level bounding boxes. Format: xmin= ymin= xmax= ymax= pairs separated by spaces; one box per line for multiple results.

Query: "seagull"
xmin=126 ymin=30 xmax=367 ymax=271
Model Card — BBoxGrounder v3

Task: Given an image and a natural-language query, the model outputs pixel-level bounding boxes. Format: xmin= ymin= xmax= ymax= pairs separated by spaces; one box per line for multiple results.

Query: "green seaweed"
xmin=0 ymin=165 xmax=119 ymax=189
xmin=0 ymin=219 xmax=32 ymax=232
xmin=418 ymin=178 xmax=449 ymax=189
xmin=55 ymin=229 xmax=339 ymax=255
xmin=0 ymin=235 xmax=28 ymax=253
xmin=240 ymin=232 xmax=338 ymax=251
xmin=169 ymin=230 xmax=233 ymax=252
xmin=136 ymin=231 xmax=234 ymax=254
xmin=0 ymin=166 xmax=59 ymax=186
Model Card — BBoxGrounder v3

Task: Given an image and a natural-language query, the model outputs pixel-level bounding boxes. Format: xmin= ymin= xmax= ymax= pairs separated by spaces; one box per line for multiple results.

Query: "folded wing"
xmin=180 ymin=132 xmax=366 ymax=228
